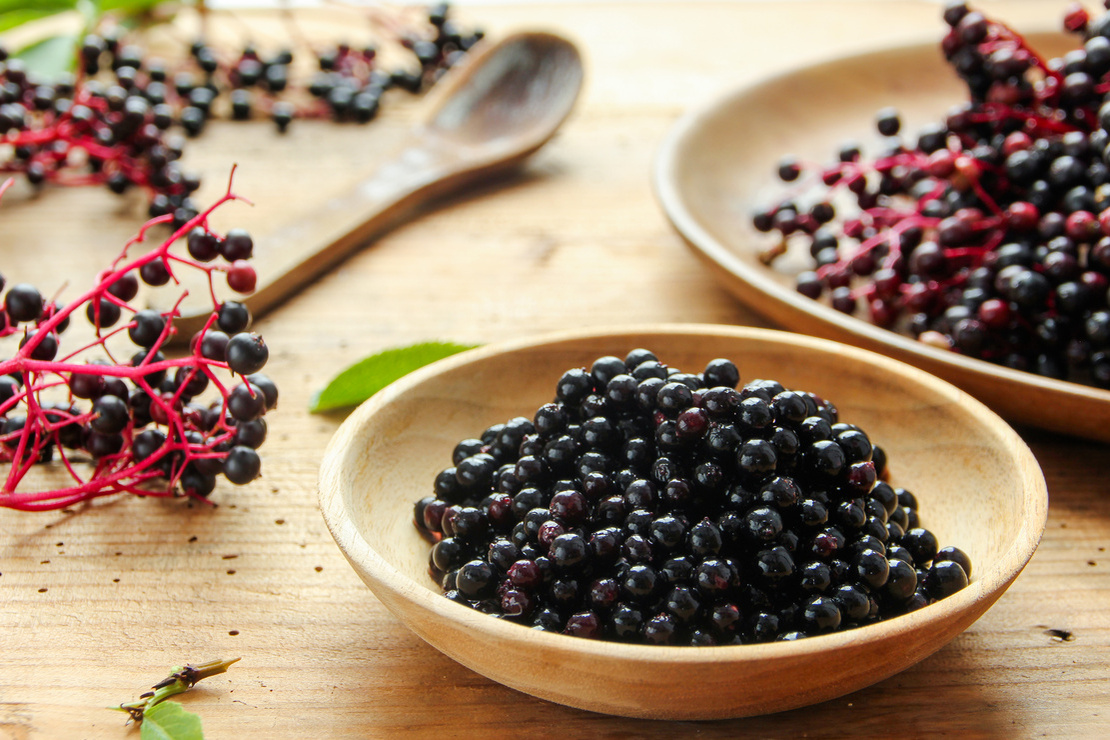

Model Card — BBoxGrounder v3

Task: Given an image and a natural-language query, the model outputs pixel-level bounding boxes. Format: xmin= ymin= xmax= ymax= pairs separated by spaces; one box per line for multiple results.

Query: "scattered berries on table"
xmin=0 ymin=3 xmax=483 ymax=210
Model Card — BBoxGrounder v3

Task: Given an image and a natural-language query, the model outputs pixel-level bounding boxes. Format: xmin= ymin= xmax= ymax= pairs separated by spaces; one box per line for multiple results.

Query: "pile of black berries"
xmin=413 ymin=350 xmax=971 ymax=646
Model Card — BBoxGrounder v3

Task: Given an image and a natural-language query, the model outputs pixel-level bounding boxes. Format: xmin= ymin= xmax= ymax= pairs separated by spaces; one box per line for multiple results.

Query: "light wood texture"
xmin=655 ymin=32 xmax=1110 ymax=443
xmin=318 ymin=325 xmax=1048 ymax=720
xmin=0 ymin=2 xmax=1107 ymax=737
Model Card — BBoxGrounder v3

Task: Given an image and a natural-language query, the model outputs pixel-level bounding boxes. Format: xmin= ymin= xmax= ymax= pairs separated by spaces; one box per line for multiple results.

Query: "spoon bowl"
xmin=318 ymin=324 xmax=1047 ymax=719
xmin=426 ymin=32 xmax=584 ymax=151
xmin=173 ymin=31 xmax=584 ymax=338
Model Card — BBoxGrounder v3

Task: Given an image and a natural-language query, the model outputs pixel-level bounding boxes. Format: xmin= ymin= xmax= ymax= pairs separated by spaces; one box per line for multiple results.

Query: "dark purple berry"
xmin=226 ymin=332 xmax=268 ymax=375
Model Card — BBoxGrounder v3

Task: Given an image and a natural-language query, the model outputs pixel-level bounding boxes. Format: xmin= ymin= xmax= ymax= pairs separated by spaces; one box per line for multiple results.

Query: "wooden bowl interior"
xmin=320 ymin=325 xmax=1046 ymax=719
xmin=654 ymin=34 xmax=1110 ymax=441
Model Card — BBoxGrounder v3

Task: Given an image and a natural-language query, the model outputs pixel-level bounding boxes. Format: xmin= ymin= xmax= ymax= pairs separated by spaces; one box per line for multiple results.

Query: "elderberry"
xmin=757 ymin=2 xmax=1110 ymax=389
xmin=0 ymin=184 xmax=277 ymax=510
xmin=414 ymin=352 xmax=970 ymax=645
xmin=0 ymin=3 xmax=482 ymax=208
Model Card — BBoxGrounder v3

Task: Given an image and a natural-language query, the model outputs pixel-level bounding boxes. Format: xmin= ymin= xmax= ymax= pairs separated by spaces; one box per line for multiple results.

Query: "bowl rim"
xmin=318 ymin=323 xmax=1048 ymax=664
xmin=649 ymin=34 xmax=1110 ymax=435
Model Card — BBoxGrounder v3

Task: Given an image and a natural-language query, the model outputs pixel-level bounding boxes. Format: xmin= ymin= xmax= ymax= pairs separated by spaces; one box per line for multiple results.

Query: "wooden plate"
xmin=653 ymin=34 xmax=1110 ymax=443
xmin=317 ymin=324 xmax=1047 ymax=720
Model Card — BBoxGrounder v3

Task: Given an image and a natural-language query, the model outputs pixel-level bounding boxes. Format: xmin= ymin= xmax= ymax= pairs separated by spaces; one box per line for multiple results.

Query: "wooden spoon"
xmin=174 ymin=31 xmax=584 ymax=338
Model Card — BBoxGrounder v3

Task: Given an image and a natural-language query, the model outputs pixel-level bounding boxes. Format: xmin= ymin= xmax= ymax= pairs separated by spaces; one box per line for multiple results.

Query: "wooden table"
xmin=1 ymin=2 xmax=1107 ymax=736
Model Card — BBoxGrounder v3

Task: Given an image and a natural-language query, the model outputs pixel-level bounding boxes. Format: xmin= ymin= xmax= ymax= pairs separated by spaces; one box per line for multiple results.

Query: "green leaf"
xmin=310 ymin=341 xmax=479 ymax=413
xmin=99 ymin=0 xmax=167 ymax=13
xmin=140 ymin=701 xmax=204 ymax=740
xmin=0 ymin=1 xmax=76 ymax=16
xmin=13 ymin=33 xmax=77 ymax=77
xmin=0 ymin=8 xmax=67 ymax=34
xmin=74 ymin=0 xmax=98 ymax=29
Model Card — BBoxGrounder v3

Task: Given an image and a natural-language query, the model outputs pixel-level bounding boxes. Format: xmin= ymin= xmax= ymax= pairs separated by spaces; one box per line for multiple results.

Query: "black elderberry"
xmin=227 ymin=382 xmax=266 ymax=421
xmin=934 ymin=545 xmax=973 ymax=577
xmin=221 ymin=229 xmax=254 ymax=261
xmin=225 ymin=332 xmax=268 ymax=375
xmin=756 ymin=546 xmax=795 ymax=581
xmin=696 ymin=558 xmax=737 ymax=595
xmin=642 ymin=613 xmax=678 ymax=645
xmin=744 ymin=506 xmax=783 ymax=544
xmin=702 ymin=358 xmax=740 ymax=388
xmin=69 ymin=371 xmax=105 ymax=400
xmin=233 ymin=418 xmax=267 ymax=449
xmin=90 ymin=394 xmax=129 ymax=435
xmin=925 ymin=559 xmax=969 ymax=598
xmin=884 ymin=558 xmax=919 ymax=602
xmin=737 ymin=438 xmax=777 ymax=477
xmin=901 ymin=527 xmax=940 ymax=564
xmin=802 ymin=596 xmax=842 ymax=632
xmin=128 ymin=309 xmax=166 ymax=348
xmin=174 ymin=366 xmax=209 ymax=399
xmin=5 ymin=284 xmax=43 ymax=323
xmin=456 ymin=560 xmax=495 ymax=597
xmin=139 ymin=258 xmax=171 ymax=286
xmin=187 ymin=228 xmax=221 ymax=262
xmin=875 ymin=107 xmax=902 ymax=136
xmin=418 ymin=352 xmax=970 ymax=645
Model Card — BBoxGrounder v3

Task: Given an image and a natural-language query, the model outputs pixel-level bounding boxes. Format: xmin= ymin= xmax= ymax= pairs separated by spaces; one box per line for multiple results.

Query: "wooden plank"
xmin=0 ymin=2 xmax=1106 ymax=737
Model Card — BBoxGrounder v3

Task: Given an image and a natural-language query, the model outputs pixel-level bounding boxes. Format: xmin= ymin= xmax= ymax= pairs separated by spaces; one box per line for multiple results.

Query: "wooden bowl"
xmin=653 ymin=34 xmax=1110 ymax=443
xmin=317 ymin=325 xmax=1047 ymax=720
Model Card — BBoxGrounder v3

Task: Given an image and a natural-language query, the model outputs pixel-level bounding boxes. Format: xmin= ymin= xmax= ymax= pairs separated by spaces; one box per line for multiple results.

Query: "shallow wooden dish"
xmin=317 ymin=325 xmax=1046 ymax=719
xmin=653 ymin=34 xmax=1110 ymax=443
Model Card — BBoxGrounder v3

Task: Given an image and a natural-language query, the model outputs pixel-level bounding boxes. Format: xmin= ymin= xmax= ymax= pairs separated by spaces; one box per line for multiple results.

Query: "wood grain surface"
xmin=0 ymin=2 xmax=1107 ymax=737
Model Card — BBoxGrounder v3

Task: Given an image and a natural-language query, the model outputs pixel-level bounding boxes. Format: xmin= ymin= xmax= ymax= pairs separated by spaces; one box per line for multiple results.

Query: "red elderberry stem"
xmin=966 ymin=103 xmax=1079 ymax=136
xmin=980 ymin=21 xmax=1060 ymax=82
xmin=0 ymin=167 xmax=271 ymax=510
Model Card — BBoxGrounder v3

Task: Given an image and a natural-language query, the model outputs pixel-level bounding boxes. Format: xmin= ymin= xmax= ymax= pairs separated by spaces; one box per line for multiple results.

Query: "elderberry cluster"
xmin=413 ymin=351 xmax=970 ymax=646
xmin=0 ymin=2 xmax=481 ymax=208
xmin=0 ymin=184 xmax=275 ymax=511
xmin=756 ymin=1 xmax=1110 ymax=388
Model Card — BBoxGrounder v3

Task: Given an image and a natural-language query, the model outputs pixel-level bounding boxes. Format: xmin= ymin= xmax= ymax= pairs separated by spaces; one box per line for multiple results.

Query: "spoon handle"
xmin=170 ymin=139 xmax=500 ymax=341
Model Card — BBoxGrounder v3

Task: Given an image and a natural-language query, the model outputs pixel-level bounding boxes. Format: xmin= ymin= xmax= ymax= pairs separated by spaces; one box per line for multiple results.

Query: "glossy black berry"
xmin=187 ymin=227 xmax=220 ymax=262
xmin=225 ymin=332 xmax=268 ymax=375
xmin=221 ymin=229 xmax=253 ymax=261
xmin=19 ymin=330 xmax=58 ymax=361
xmin=131 ymin=428 xmax=167 ymax=461
xmin=934 ymin=545 xmax=972 ymax=577
xmin=247 ymin=372 xmax=279 ymax=410
xmin=233 ymin=418 xmax=267 ymax=449
xmin=5 ymin=283 xmax=43 ymax=322
xmin=223 ymin=445 xmax=260 ymax=484
xmin=90 ymin=394 xmax=129 ymax=434
xmin=128 ymin=309 xmax=166 ymax=347
xmin=227 ymin=382 xmax=266 ymax=421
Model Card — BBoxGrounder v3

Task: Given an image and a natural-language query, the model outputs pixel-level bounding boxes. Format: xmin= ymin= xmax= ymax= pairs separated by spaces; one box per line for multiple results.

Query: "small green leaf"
xmin=13 ymin=33 xmax=77 ymax=77
xmin=0 ymin=1 xmax=76 ymax=16
xmin=140 ymin=701 xmax=204 ymax=740
xmin=74 ymin=0 xmax=98 ymax=28
xmin=310 ymin=341 xmax=479 ymax=413
xmin=0 ymin=8 xmax=66 ymax=34
xmin=99 ymin=0 xmax=167 ymax=13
